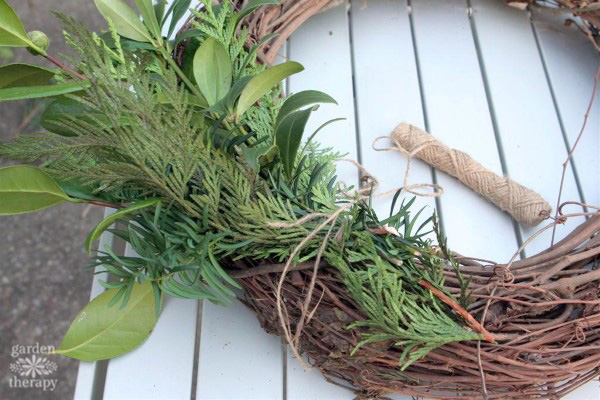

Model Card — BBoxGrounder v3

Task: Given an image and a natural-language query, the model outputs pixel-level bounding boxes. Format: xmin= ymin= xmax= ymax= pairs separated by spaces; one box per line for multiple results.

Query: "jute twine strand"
xmin=386 ymin=123 xmax=551 ymax=226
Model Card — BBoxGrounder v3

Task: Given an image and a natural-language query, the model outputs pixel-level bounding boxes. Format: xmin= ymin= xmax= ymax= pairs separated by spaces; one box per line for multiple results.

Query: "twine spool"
xmin=390 ymin=123 xmax=551 ymax=226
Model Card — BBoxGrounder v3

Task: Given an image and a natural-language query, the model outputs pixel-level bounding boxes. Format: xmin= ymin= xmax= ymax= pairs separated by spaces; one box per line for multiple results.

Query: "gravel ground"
xmin=0 ymin=2 xmax=106 ymax=399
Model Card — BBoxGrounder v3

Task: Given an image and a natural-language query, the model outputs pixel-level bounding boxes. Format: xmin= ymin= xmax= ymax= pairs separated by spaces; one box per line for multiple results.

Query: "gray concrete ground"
xmin=0 ymin=2 xmax=106 ymax=399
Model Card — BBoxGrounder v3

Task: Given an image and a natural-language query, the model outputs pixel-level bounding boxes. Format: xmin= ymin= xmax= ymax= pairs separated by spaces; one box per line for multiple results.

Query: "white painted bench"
xmin=74 ymin=0 xmax=600 ymax=398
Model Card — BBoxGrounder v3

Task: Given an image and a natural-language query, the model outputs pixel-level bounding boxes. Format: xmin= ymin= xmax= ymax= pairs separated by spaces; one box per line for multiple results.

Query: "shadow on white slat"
xmin=411 ymin=0 xmax=518 ymax=261
xmin=102 ymin=244 xmax=198 ymax=400
xmin=196 ymin=301 xmax=283 ymax=399
xmin=286 ymin=3 xmax=361 ymax=399
xmin=74 ymin=208 xmax=114 ymax=400
xmin=470 ymin=0 xmax=584 ymax=256
xmin=531 ymin=10 xmax=600 ymax=208
xmin=351 ymin=0 xmax=437 ymax=233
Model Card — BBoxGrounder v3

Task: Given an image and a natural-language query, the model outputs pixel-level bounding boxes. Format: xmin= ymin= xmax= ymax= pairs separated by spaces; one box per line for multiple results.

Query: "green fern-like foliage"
xmin=0 ymin=1 xmax=478 ymax=367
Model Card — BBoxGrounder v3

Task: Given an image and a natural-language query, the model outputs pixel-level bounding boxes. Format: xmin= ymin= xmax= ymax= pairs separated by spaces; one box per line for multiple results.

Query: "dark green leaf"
xmin=276 ymin=90 xmax=337 ymax=128
xmin=167 ymin=0 xmax=192 ymax=38
xmin=237 ymin=0 xmax=279 ymax=22
xmin=86 ymin=198 xmax=161 ymax=253
xmin=174 ymin=28 xmax=203 ymax=47
xmin=275 ymin=107 xmax=316 ymax=178
xmin=193 ymin=37 xmax=232 ymax=106
xmin=236 ymin=61 xmax=304 ymax=119
xmin=0 ymin=63 xmax=55 ymax=89
xmin=154 ymin=0 xmax=167 ymax=26
xmin=94 ymin=0 xmax=151 ymax=42
xmin=0 ymin=0 xmax=32 ymax=48
xmin=0 ymin=165 xmax=82 ymax=215
xmin=0 ymin=81 xmax=88 ymax=102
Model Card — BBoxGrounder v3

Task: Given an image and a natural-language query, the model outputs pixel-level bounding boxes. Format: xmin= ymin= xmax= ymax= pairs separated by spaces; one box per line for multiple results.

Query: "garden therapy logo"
xmin=8 ymin=343 xmax=58 ymax=392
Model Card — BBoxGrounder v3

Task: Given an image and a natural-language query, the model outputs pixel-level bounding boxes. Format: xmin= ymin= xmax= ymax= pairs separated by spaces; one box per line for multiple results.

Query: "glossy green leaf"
xmin=167 ymin=0 xmax=192 ymax=38
xmin=0 ymin=0 xmax=32 ymax=47
xmin=0 ymin=63 xmax=55 ymax=89
xmin=193 ymin=37 xmax=232 ymax=106
xmin=0 ymin=81 xmax=87 ymax=102
xmin=85 ymin=198 xmax=161 ymax=253
xmin=54 ymin=282 xmax=158 ymax=361
xmin=275 ymin=107 xmax=316 ymax=178
xmin=276 ymin=90 xmax=337 ymax=128
xmin=237 ymin=0 xmax=279 ymax=22
xmin=236 ymin=61 xmax=304 ymax=119
xmin=134 ymin=0 xmax=161 ymax=40
xmin=94 ymin=0 xmax=151 ymax=43
xmin=0 ymin=165 xmax=81 ymax=215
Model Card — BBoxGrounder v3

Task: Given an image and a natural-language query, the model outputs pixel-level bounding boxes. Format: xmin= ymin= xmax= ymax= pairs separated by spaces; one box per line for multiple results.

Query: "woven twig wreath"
xmin=178 ymin=2 xmax=600 ymax=399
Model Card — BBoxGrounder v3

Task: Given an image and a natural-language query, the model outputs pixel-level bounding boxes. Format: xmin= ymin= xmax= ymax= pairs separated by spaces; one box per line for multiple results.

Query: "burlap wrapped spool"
xmin=181 ymin=3 xmax=600 ymax=398
xmin=389 ymin=123 xmax=552 ymax=226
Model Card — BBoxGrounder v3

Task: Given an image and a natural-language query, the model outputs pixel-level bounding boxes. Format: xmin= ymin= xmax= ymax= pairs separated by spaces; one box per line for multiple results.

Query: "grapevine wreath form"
xmin=0 ymin=0 xmax=599 ymax=399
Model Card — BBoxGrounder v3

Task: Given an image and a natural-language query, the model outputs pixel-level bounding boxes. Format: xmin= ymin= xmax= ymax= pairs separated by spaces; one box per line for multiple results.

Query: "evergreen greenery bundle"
xmin=2 ymin=1 xmax=598 ymax=398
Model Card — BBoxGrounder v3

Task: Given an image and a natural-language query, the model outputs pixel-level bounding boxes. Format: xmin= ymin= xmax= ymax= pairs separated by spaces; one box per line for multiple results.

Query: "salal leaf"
xmin=134 ymin=0 xmax=161 ymax=40
xmin=276 ymin=90 xmax=337 ymax=128
xmin=41 ymin=96 xmax=131 ymax=136
xmin=193 ymin=37 xmax=232 ymax=106
xmin=0 ymin=165 xmax=82 ymax=215
xmin=236 ymin=61 xmax=304 ymax=119
xmin=237 ymin=0 xmax=279 ymax=22
xmin=241 ymin=145 xmax=278 ymax=173
xmin=275 ymin=107 xmax=317 ymax=178
xmin=85 ymin=198 xmax=161 ymax=253
xmin=0 ymin=0 xmax=32 ymax=47
xmin=0 ymin=81 xmax=88 ymax=102
xmin=167 ymin=0 xmax=192 ymax=38
xmin=94 ymin=0 xmax=151 ymax=43
xmin=0 ymin=64 xmax=55 ymax=89
xmin=54 ymin=282 xmax=159 ymax=361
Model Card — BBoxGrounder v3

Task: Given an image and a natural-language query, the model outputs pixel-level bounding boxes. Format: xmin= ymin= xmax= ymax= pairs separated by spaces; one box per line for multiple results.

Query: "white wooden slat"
xmin=411 ymin=0 xmax=518 ymax=261
xmin=531 ymin=10 xmax=600 ymax=208
xmin=74 ymin=208 xmax=115 ymax=400
xmin=350 ymin=0 xmax=436 ymax=228
xmin=195 ymin=301 xmax=283 ymax=399
xmin=288 ymin=1 xmax=359 ymax=189
xmin=102 ymin=244 xmax=198 ymax=400
xmin=470 ymin=0 xmax=584 ymax=256
xmin=285 ymin=3 xmax=361 ymax=399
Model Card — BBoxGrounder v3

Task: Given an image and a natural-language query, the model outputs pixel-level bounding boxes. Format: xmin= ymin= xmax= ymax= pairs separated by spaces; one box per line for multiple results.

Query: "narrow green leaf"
xmin=167 ymin=0 xmax=192 ymax=38
xmin=0 ymin=0 xmax=32 ymax=47
xmin=236 ymin=61 xmax=304 ymax=119
xmin=134 ymin=0 xmax=161 ymax=40
xmin=154 ymin=0 xmax=167 ymax=26
xmin=0 ymin=165 xmax=81 ymax=215
xmin=94 ymin=0 xmax=151 ymax=43
xmin=298 ymin=117 xmax=345 ymax=159
xmin=0 ymin=81 xmax=88 ymax=102
xmin=276 ymin=90 xmax=337 ymax=128
xmin=86 ymin=198 xmax=161 ymax=253
xmin=41 ymin=96 xmax=131 ymax=136
xmin=53 ymin=282 xmax=159 ymax=361
xmin=275 ymin=107 xmax=316 ymax=178
xmin=0 ymin=63 xmax=55 ymax=89
xmin=193 ymin=37 xmax=232 ymax=106
xmin=237 ymin=0 xmax=279 ymax=22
